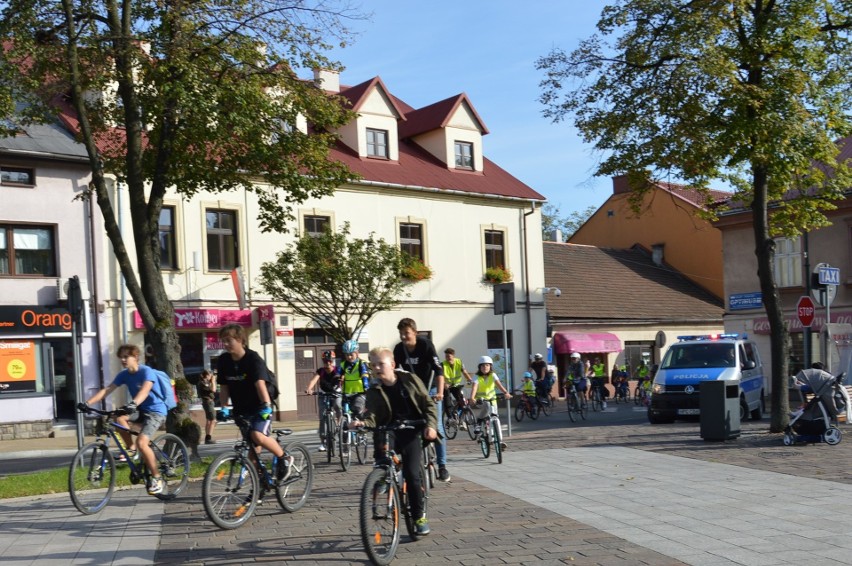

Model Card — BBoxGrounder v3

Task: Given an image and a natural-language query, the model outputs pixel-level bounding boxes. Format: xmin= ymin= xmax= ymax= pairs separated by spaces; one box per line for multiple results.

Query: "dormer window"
xmin=454 ymin=141 xmax=473 ymax=170
xmin=366 ymin=128 xmax=389 ymax=159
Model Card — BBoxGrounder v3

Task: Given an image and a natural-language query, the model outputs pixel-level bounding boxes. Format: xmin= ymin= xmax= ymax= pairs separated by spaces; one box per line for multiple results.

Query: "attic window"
xmin=1 ymin=166 xmax=35 ymax=186
xmin=366 ymin=128 xmax=389 ymax=158
xmin=454 ymin=141 xmax=473 ymax=170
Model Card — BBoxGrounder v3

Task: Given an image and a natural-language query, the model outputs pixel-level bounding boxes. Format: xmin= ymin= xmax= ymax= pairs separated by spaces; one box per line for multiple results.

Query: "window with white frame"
xmin=454 ymin=141 xmax=473 ymax=170
xmin=773 ymin=236 xmax=802 ymax=287
xmin=366 ymin=128 xmax=389 ymax=158
xmin=484 ymin=229 xmax=506 ymax=269
xmin=206 ymin=209 xmax=239 ymax=271
xmin=399 ymin=222 xmax=424 ymax=261
xmin=159 ymin=206 xmax=177 ymax=270
xmin=304 ymin=215 xmax=330 ymax=237
xmin=0 ymin=224 xmax=56 ymax=276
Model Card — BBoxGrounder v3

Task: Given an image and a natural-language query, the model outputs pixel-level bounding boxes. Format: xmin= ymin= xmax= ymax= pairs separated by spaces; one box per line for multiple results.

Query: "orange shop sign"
xmin=0 ymin=305 xmax=72 ymax=335
xmin=0 ymin=340 xmax=38 ymax=394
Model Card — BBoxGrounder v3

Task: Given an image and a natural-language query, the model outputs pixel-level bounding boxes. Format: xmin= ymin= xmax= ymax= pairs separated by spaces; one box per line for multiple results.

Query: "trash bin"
xmin=700 ymin=380 xmax=741 ymax=441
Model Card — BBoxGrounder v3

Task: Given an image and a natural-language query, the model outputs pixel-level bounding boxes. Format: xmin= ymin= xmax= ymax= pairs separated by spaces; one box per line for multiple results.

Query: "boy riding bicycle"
xmin=352 ymin=347 xmax=438 ymax=536
xmin=469 ymin=355 xmax=512 ymax=449
xmin=81 ymin=343 xmax=169 ymax=495
xmin=340 ymin=339 xmax=370 ymax=418
xmin=217 ymin=323 xmax=292 ymax=492
xmin=305 ymin=350 xmax=342 ymax=452
xmin=442 ymin=347 xmax=472 ymax=424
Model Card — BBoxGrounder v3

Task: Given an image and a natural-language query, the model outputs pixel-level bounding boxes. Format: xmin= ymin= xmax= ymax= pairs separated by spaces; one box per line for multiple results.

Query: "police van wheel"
xmin=739 ymin=397 xmax=749 ymax=422
xmin=750 ymin=394 xmax=764 ymax=420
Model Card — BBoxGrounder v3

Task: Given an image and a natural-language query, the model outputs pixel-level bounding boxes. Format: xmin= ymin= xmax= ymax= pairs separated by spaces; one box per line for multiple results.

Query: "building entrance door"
xmin=295 ymin=345 xmax=334 ymax=420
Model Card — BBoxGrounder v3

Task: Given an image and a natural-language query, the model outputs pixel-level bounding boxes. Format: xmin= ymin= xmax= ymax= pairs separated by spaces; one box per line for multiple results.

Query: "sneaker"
xmin=256 ymin=485 xmax=267 ymax=506
xmin=603 ymin=402 xmax=608 ymax=409
xmin=276 ymin=454 xmax=294 ymax=481
xmin=438 ymin=467 xmax=451 ymax=482
xmin=318 ymin=443 xmax=327 ymax=452
xmin=414 ymin=516 xmax=430 ymax=536
xmin=460 ymin=421 xmax=468 ymax=430
xmin=500 ymin=442 xmax=508 ymax=451
xmin=147 ymin=476 xmax=164 ymax=495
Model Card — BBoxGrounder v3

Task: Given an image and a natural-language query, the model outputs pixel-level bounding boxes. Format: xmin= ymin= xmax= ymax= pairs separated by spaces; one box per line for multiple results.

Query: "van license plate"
xmin=678 ymin=409 xmax=700 ymax=415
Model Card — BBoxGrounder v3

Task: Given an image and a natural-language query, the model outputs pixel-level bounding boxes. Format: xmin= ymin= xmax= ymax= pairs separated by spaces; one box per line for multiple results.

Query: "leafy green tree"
xmin=257 ymin=223 xmax=414 ymax=345
xmin=542 ymin=203 xmax=597 ymax=241
xmin=0 ymin=0 xmax=360 ymax=443
xmin=537 ymin=1 xmax=852 ymax=431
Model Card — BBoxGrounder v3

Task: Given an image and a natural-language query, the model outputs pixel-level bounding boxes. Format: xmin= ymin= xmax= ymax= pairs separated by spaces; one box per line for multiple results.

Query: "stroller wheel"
xmin=783 ymin=432 xmax=795 ymax=446
xmin=823 ymin=426 xmax=842 ymax=445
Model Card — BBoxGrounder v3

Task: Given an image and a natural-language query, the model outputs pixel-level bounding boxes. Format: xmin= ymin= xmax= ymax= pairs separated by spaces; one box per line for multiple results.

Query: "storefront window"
xmin=0 ymin=340 xmax=47 ymax=395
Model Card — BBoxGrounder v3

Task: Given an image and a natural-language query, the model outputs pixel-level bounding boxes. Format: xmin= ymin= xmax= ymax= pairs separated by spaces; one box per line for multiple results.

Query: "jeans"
xmin=430 ymin=387 xmax=447 ymax=467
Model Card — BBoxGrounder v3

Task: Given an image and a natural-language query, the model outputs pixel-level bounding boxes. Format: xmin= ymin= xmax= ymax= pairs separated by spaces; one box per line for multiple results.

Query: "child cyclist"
xmin=352 ymin=346 xmax=438 ymax=536
xmin=80 ymin=344 xmax=169 ymax=495
xmin=469 ymin=355 xmax=512 ymax=449
xmin=216 ymin=323 xmax=292 ymax=496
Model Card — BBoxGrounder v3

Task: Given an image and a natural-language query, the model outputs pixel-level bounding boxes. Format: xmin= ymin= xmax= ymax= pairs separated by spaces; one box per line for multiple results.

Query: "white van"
xmin=648 ymin=333 xmax=765 ymax=424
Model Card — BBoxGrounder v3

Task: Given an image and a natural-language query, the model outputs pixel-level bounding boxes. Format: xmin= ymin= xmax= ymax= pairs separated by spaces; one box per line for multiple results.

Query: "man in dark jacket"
xmin=353 ymin=346 xmax=437 ymax=536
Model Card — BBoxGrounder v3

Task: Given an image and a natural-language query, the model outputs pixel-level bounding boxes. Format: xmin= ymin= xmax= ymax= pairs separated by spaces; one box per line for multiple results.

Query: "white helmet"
xmin=534 ymin=353 xmax=543 ymax=359
xmin=570 ymin=352 xmax=581 ymax=359
xmin=547 ymin=365 xmax=557 ymax=374
xmin=478 ymin=355 xmax=493 ymax=365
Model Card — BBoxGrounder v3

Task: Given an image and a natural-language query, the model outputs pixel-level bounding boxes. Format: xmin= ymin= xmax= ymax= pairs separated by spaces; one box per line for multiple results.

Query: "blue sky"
xmin=327 ymin=1 xmax=611 ymax=216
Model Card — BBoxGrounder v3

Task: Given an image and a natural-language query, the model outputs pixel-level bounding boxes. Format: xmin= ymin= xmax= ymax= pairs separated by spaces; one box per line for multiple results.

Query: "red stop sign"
xmin=797 ymin=295 xmax=815 ymax=327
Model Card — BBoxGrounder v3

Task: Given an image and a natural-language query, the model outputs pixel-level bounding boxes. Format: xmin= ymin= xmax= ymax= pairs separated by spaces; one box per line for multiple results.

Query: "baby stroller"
xmin=783 ymin=369 xmax=846 ymax=446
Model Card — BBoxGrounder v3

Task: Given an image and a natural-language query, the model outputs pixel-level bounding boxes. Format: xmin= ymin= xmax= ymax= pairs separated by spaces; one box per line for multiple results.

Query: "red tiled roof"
xmin=654 ymin=179 xmax=731 ymax=208
xmin=543 ymin=242 xmax=723 ymax=322
xmin=329 ymin=137 xmax=543 ymax=201
xmin=398 ymin=93 xmax=489 ymax=139
xmin=338 ymin=77 xmax=407 ymax=120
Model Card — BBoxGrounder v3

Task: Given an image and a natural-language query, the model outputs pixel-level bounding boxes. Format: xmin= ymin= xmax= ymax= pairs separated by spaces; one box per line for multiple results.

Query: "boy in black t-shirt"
xmin=305 ymin=350 xmax=342 ymax=452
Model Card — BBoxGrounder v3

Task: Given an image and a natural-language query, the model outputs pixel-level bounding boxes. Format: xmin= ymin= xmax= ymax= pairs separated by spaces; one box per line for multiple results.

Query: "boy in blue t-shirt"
xmin=82 ymin=344 xmax=168 ymax=495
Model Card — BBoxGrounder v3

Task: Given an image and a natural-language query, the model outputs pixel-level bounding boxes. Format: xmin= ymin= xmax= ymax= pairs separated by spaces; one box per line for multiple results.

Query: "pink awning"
xmin=552 ymin=332 xmax=622 ymax=354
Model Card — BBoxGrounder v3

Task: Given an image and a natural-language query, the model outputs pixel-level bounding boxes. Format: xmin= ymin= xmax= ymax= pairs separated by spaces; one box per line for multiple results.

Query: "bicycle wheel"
xmin=68 ymin=441 xmax=116 ymax=515
xmin=538 ymin=395 xmax=552 ymax=416
xmin=444 ymin=415 xmax=458 ymax=440
xmin=591 ymin=389 xmax=603 ymax=412
xmin=355 ymin=430 xmax=370 ymax=465
xmin=634 ymin=387 xmax=641 ymax=405
xmin=529 ymin=401 xmax=540 ymax=420
xmin=339 ymin=415 xmax=352 ymax=472
xmin=360 ymin=468 xmax=400 ymax=566
xmin=325 ymin=412 xmax=335 ymax=463
xmin=464 ymin=408 xmax=478 ymax=440
xmin=276 ymin=442 xmax=313 ymax=512
xmin=567 ymin=395 xmax=577 ymax=423
xmin=579 ymin=398 xmax=588 ymax=420
xmin=150 ymin=433 xmax=189 ymax=500
xmin=404 ymin=465 xmax=429 ymax=541
xmin=514 ymin=403 xmax=525 ymax=422
xmin=492 ymin=418 xmax=503 ymax=464
xmin=202 ymin=452 xmax=258 ymax=529
xmin=423 ymin=443 xmax=437 ymax=489
xmin=479 ymin=426 xmax=491 ymax=458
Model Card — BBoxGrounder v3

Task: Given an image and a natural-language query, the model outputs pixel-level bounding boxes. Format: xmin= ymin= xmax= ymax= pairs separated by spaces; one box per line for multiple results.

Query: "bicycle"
xmin=340 ymin=395 xmax=370 ymax=471
xmin=69 ymin=406 xmax=189 ymax=515
xmin=634 ymin=381 xmax=647 ymax=405
xmin=441 ymin=387 xmax=468 ymax=440
xmin=358 ymin=420 xmax=431 ymax=565
xmin=614 ymin=379 xmax=630 ymax=404
xmin=635 ymin=385 xmax=650 ymax=407
xmin=565 ymin=380 xmax=587 ymax=423
xmin=472 ymin=398 xmax=504 ymax=464
xmin=313 ymin=391 xmax=341 ymax=463
xmin=589 ymin=379 xmax=605 ymax=412
xmin=513 ymin=390 xmax=540 ymax=421
xmin=422 ymin=438 xmax=438 ymax=489
xmin=201 ymin=415 xmax=313 ymax=529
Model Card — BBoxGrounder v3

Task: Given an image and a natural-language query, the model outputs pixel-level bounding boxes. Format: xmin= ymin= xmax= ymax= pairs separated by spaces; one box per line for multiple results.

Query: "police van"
xmin=648 ymin=333 xmax=765 ymax=424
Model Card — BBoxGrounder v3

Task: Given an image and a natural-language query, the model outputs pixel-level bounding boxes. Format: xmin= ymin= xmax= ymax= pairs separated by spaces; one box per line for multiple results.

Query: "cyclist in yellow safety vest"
xmin=591 ymin=357 xmax=608 ymax=407
xmin=340 ymin=339 xmax=369 ymax=418
xmin=521 ymin=371 xmax=536 ymax=398
xmin=442 ymin=348 xmax=472 ymax=423
xmin=469 ymin=355 xmax=512 ymax=449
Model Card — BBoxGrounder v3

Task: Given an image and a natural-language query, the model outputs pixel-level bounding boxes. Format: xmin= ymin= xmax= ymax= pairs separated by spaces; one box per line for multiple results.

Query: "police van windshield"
xmin=661 ymin=343 xmax=736 ymax=369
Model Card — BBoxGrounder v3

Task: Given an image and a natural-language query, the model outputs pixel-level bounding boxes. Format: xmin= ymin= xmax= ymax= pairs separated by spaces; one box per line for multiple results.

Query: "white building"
xmin=99 ymin=70 xmax=548 ymax=422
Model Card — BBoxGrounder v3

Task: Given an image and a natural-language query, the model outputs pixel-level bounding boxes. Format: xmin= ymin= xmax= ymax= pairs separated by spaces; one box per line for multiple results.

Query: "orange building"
xmin=569 ymin=175 xmax=730 ymax=300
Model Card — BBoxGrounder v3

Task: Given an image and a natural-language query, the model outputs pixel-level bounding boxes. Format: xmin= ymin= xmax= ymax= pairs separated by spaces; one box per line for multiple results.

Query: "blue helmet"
xmin=523 ymin=371 xmax=533 ymax=379
xmin=342 ymin=340 xmax=359 ymax=354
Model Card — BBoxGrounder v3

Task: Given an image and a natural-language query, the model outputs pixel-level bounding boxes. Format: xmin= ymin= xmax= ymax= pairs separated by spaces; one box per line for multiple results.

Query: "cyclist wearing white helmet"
xmin=529 ymin=352 xmax=547 ymax=381
xmin=340 ymin=339 xmax=369 ymax=418
xmin=469 ymin=355 xmax=512 ymax=449
xmin=566 ymin=352 xmax=587 ymax=399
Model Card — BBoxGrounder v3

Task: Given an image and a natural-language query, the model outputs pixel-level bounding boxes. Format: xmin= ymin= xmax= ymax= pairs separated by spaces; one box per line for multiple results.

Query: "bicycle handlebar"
xmin=77 ymin=405 xmax=130 ymax=417
xmin=357 ymin=419 xmax=426 ymax=432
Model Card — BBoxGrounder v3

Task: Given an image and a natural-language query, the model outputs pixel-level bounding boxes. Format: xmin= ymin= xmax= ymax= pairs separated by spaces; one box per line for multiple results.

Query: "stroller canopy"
xmin=796 ymin=368 xmax=837 ymax=405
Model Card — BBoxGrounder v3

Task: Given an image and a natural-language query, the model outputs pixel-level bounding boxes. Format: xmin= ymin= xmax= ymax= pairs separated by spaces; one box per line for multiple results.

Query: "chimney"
xmin=551 ymin=229 xmax=563 ymax=242
xmin=313 ymin=68 xmax=340 ymax=93
xmin=652 ymin=244 xmax=664 ymax=266
xmin=613 ymin=175 xmax=631 ymax=194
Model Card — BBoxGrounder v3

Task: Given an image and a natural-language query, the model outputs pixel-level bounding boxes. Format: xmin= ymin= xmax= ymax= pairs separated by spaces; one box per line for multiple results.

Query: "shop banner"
xmin=0 ymin=340 xmax=38 ymax=394
xmin=0 ymin=305 xmax=71 ymax=335
xmin=133 ymin=308 xmax=252 ymax=330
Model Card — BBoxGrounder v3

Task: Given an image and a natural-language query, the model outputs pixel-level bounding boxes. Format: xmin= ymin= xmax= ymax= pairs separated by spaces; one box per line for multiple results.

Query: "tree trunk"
xmin=751 ymin=165 xmax=789 ymax=433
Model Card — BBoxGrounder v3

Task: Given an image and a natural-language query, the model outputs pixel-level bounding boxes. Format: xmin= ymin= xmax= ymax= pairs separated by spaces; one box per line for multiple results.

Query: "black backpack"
xmin=265 ymin=367 xmax=280 ymax=402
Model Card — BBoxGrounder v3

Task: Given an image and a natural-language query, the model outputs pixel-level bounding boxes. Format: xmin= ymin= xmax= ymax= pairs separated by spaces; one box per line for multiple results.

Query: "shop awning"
xmin=552 ymin=332 xmax=622 ymax=354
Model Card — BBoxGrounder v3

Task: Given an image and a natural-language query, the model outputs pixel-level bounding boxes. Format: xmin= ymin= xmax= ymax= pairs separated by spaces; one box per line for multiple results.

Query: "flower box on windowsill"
xmin=402 ymin=258 xmax=433 ymax=282
xmin=482 ymin=266 xmax=512 ymax=285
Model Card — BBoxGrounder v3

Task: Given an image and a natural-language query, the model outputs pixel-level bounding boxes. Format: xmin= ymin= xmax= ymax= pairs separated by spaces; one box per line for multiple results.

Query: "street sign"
xmin=819 ymin=266 xmax=840 ymax=286
xmin=812 ymin=263 xmax=837 ymax=307
xmin=797 ymin=296 xmax=815 ymax=327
